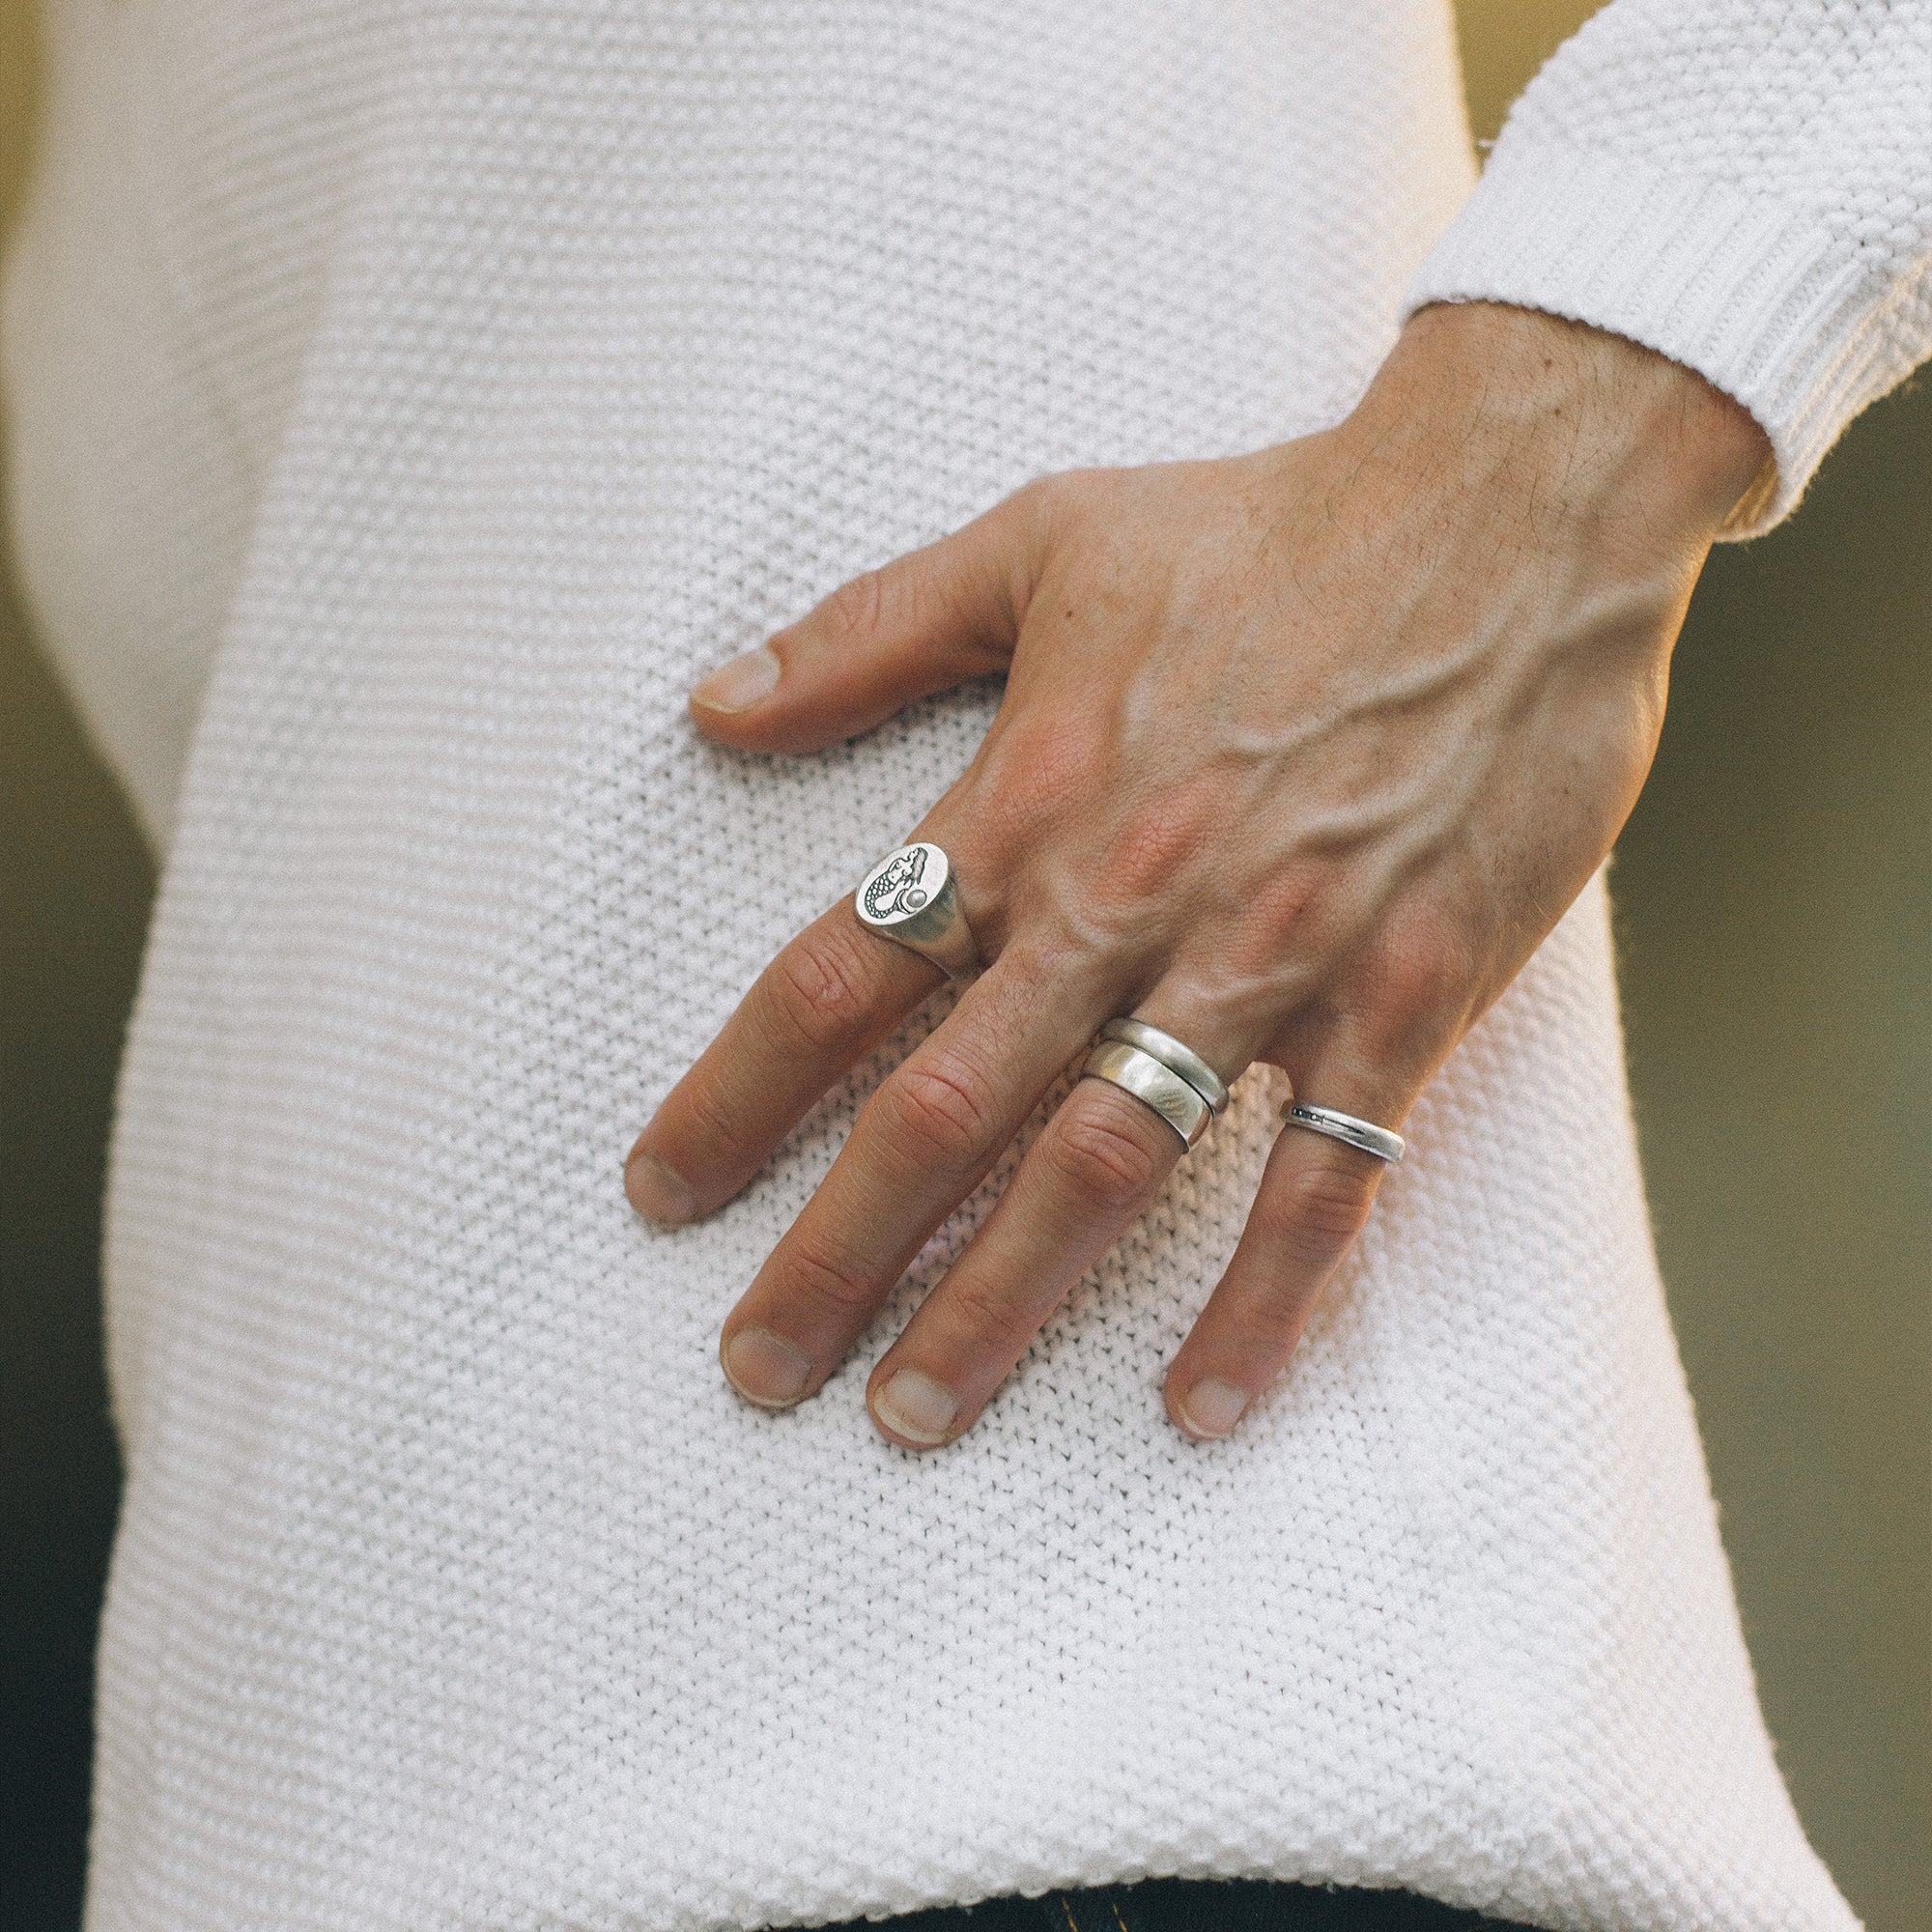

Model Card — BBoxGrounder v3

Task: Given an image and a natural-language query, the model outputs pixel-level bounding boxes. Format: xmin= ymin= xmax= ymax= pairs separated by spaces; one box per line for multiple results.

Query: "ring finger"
xmin=716 ymin=944 xmax=1109 ymax=1408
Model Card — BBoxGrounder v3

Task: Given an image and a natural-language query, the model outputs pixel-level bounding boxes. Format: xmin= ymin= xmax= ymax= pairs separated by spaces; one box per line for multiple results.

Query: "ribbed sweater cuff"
xmin=1404 ymin=140 xmax=1930 ymax=537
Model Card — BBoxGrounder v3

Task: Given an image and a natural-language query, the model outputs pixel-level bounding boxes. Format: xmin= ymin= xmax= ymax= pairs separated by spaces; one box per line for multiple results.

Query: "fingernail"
xmin=625 ymin=1149 xmax=697 ymax=1226
xmin=871 ymin=1368 xmax=959 ymax=1447
xmin=692 ymin=645 xmax=779 ymax=713
xmin=722 ymin=1326 xmax=813 ymax=1408
xmin=1177 ymin=1377 xmax=1249 ymax=1440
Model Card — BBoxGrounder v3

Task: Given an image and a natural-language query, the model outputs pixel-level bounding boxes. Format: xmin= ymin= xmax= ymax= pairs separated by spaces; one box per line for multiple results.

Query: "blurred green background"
xmin=2 ymin=3 xmax=1925 ymax=1927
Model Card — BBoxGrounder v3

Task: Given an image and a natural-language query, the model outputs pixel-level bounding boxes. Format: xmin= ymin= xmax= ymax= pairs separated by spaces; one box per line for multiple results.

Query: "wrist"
xmin=1350 ymin=300 xmax=1773 ymax=548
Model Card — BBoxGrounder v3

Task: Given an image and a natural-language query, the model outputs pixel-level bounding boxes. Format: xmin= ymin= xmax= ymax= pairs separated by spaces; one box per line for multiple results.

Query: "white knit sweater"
xmin=4 ymin=4 xmax=1926 ymax=1930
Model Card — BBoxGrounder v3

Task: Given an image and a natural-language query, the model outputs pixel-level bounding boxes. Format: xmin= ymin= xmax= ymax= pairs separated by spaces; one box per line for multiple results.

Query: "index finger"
xmin=625 ymin=901 xmax=942 ymax=1224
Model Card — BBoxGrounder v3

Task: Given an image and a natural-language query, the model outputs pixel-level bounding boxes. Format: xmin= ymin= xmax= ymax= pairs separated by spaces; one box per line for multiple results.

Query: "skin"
xmin=624 ymin=300 xmax=1772 ymax=1450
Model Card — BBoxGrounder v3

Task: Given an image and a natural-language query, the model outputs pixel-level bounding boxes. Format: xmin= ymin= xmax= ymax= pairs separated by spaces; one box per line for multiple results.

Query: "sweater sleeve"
xmin=1405 ymin=0 xmax=1932 ymax=536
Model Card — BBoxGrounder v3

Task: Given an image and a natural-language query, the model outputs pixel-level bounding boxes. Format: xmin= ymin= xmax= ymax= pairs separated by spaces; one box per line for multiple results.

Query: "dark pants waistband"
xmin=841 ymin=1877 xmax=1534 ymax=1932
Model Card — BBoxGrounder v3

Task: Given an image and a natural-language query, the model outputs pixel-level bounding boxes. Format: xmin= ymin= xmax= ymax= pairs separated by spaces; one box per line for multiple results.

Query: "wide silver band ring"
xmin=1081 ymin=1039 xmax=1213 ymax=1149
xmin=1281 ymin=1102 xmax=1405 ymax=1165
xmin=1098 ymin=1018 xmax=1230 ymax=1116
xmin=853 ymin=842 xmax=982 ymax=981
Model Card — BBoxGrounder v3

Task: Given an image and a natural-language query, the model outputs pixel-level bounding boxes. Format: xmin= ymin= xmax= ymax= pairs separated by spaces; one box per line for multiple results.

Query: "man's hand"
xmin=624 ymin=301 xmax=1770 ymax=1449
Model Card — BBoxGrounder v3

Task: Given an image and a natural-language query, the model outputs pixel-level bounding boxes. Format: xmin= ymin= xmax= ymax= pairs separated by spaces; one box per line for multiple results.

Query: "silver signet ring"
xmin=853 ymin=842 xmax=982 ymax=981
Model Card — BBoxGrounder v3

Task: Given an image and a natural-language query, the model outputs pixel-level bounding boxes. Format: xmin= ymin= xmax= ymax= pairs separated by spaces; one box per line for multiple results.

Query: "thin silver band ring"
xmin=1098 ymin=1017 xmax=1230 ymax=1116
xmin=1281 ymin=1102 xmax=1406 ymax=1165
xmin=1081 ymin=1039 xmax=1213 ymax=1149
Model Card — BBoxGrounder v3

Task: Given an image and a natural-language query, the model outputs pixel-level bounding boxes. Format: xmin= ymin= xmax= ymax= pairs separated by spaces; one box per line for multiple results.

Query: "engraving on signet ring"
xmin=852 ymin=841 xmax=982 ymax=981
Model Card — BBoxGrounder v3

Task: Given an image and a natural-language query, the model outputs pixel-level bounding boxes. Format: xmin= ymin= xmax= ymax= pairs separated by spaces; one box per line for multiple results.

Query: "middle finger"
xmin=716 ymin=947 xmax=1102 ymax=1408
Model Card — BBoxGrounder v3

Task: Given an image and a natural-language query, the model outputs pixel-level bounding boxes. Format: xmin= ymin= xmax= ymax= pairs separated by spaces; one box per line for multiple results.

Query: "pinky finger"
xmin=1162 ymin=1069 xmax=1418 ymax=1441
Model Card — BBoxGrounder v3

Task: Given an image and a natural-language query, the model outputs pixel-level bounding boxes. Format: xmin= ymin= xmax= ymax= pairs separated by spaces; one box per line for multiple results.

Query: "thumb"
xmin=689 ymin=481 xmax=1051 ymax=753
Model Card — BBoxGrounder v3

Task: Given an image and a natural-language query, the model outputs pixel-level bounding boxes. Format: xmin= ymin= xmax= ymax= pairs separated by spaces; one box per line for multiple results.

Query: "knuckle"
xmin=937 ymin=1272 xmax=1035 ymax=1353
xmin=977 ymin=712 xmax=1105 ymax=838
xmin=1014 ymin=469 xmax=1065 ymax=510
xmin=1047 ymin=1095 xmax=1170 ymax=1211
xmin=1012 ymin=469 xmax=1077 ymax=526
xmin=1367 ymin=913 xmax=1476 ymax=1022
xmin=763 ymin=926 xmax=871 ymax=1052
xmin=1380 ymin=943 xmax=1463 ymax=1016
xmin=1277 ymin=1155 xmax=1379 ymax=1252
xmin=1005 ymin=474 xmax=1059 ymax=535
xmin=824 ymin=565 xmax=893 ymax=643
xmin=1032 ymin=465 xmax=1116 ymax=519
xmin=1102 ymin=783 xmax=1216 ymax=904
xmin=883 ymin=1050 xmax=1002 ymax=1169
xmin=678 ymin=1068 xmax=755 ymax=1169
xmin=780 ymin=1236 xmax=878 ymax=1321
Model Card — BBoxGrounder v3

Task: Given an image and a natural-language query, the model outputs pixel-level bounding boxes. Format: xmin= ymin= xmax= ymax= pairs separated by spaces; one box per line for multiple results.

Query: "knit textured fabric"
xmin=3 ymin=4 xmax=1923 ymax=1929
